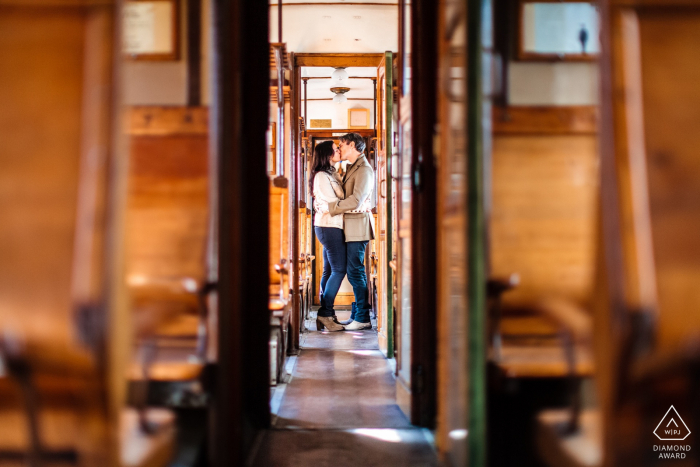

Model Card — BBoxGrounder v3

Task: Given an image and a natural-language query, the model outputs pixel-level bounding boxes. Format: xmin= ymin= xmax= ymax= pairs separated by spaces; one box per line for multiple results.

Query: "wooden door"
xmin=375 ymin=53 xmax=395 ymax=358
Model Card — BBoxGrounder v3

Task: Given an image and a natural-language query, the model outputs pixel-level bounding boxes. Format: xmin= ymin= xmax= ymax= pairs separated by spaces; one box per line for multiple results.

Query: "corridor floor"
xmin=249 ymin=308 xmax=440 ymax=466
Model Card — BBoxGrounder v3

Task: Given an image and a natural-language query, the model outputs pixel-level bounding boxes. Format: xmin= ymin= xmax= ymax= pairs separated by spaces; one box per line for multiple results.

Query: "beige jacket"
xmin=328 ymin=155 xmax=375 ymax=242
xmin=313 ymin=171 xmax=344 ymax=229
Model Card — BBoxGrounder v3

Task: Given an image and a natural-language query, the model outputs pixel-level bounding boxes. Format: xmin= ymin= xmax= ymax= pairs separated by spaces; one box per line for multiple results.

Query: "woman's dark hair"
xmin=309 ymin=140 xmax=336 ymax=195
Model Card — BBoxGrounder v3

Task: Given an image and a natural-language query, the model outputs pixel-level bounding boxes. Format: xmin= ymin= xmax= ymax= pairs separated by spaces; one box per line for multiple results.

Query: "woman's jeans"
xmin=315 ymin=226 xmax=346 ymax=317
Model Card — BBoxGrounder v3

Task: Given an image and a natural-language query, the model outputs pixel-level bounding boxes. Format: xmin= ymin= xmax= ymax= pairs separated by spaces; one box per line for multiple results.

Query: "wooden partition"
xmin=0 ymin=4 xmax=172 ymax=465
xmin=125 ymin=107 xmax=210 ymax=339
xmin=491 ymin=126 xmax=599 ymax=309
xmin=489 ymin=106 xmax=599 ymax=378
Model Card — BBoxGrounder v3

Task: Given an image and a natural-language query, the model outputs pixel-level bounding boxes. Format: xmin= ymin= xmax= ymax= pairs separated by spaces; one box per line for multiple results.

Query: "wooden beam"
xmin=125 ymin=106 xmax=209 ymax=135
xmin=492 ymin=106 xmax=598 ymax=135
xmin=305 ymin=76 xmax=377 ymax=80
xmin=295 ymin=53 xmax=384 ymax=67
xmin=304 ymin=98 xmax=374 ymax=101
xmin=270 ymin=2 xmax=399 ymax=6
xmin=306 ymin=129 xmax=375 ymax=137
xmin=212 ymin=0 xmax=270 ymax=464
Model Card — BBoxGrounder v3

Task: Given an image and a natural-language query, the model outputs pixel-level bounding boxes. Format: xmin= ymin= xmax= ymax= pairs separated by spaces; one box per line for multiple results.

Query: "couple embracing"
xmin=310 ymin=133 xmax=375 ymax=332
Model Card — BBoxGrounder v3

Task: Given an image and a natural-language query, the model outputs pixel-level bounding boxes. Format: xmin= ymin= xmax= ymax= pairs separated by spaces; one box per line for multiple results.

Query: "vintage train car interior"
xmin=1 ymin=0 xmax=699 ymax=466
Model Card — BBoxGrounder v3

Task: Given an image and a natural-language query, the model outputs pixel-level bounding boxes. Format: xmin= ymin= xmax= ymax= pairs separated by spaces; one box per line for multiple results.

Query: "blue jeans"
xmin=346 ymin=241 xmax=370 ymax=323
xmin=315 ymin=227 xmax=346 ymax=317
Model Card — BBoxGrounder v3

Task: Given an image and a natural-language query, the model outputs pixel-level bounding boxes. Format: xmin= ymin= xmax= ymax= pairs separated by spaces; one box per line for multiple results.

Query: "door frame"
xmin=212 ymin=0 xmax=271 ymax=464
xmin=399 ymin=0 xmax=439 ymax=428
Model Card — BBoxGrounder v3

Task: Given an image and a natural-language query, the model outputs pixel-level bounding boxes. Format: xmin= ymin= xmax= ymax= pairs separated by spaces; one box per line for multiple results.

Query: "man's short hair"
xmin=340 ymin=132 xmax=366 ymax=154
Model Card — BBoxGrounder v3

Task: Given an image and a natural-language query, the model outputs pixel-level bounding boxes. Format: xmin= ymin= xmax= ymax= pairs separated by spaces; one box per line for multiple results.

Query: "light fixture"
xmin=331 ymin=87 xmax=349 ymax=104
xmin=331 ymin=67 xmax=349 ymax=83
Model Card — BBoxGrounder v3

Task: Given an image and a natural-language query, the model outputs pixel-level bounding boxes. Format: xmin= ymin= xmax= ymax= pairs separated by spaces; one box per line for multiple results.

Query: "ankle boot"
xmin=316 ymin=316 xmax=344 ymax=332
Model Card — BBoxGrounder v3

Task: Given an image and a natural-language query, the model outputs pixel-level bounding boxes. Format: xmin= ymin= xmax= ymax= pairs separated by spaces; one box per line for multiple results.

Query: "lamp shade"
xmin=333 ymin=93 xmax=347 ymax=104
xmin=331 ymin=67 xmax=349 ymax=82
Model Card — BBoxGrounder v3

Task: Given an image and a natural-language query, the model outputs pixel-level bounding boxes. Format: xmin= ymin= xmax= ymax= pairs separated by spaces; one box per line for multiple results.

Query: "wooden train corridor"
xmin=249 ymin=307 xmax=439 ymax=466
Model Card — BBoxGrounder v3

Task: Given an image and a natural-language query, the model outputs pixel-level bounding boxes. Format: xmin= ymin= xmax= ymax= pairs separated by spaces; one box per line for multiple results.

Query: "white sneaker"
xmin=345 ymin=321 xmax=372 ymax=331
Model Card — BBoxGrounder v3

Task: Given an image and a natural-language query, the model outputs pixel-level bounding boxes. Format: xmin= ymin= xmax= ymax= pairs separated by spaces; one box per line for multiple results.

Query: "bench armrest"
xmin=534 ymin=298 xmax=593 ymax=345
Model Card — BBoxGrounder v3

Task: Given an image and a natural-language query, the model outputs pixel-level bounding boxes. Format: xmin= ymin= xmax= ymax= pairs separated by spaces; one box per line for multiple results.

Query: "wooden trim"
xmin=611 ymin=0 xmax=700 ymax=6
xmin=305 ymin=76 xmax=377 ymax=80
xmin=492 ymin=106 xmax=598 ymax=135
xmin=290 ymin=53 xmax=301 ymax=353
xmin=295 ymin=53 xmax=385 ymax=67
xmin=305 ymin=98 xmax=374 ymax=101
xmin=0 ymin=0 xmax=113 ymax=5
xmin=270 ymin=2 xmax=398 ymax=5
xmin=306 ymin=129 xmax=375 ymax=137
xmin=125 ymin=106 xmax=208 ymax=135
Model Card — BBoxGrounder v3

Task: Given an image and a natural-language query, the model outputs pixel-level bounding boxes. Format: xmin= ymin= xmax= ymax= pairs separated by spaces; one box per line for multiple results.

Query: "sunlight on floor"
xmin=350 ymin=428 xmax=403 ymax=443
xmin=449 ymin=429 xmax=468 ymax=440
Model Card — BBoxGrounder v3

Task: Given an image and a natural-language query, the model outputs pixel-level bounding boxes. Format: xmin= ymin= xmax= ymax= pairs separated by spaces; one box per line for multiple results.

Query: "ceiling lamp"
xmin=331 ymin=67 xmax=349 ymax=83
xmin=331 ymin=87 xmax=349 ymax=104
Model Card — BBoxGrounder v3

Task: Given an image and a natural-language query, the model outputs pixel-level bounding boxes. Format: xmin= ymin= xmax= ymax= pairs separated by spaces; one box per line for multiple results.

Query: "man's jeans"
xmin=315 ymin=227 xmax=346 ymax=317
xmin=346 ymin=240 xmax=370 ymax=323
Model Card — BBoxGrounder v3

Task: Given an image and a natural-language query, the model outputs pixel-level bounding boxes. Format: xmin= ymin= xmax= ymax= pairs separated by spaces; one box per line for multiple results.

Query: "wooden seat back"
xmin=125 ymin=107 xmax=209 ymax=338
xmin=0 ymin=3 xmax=133 ymax=463
xmin=269 ymin=183 xmax=289 ymax=304
xmin=490 ymin=111 xmax=599 ymax=312
xmin=488 ymin=110 xmax=599 ymax=380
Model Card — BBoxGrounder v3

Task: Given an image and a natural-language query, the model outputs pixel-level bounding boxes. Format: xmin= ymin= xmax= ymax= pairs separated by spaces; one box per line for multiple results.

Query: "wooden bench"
xmin=124 ymin=107 xmax=212 ymax=408
xmin=490 ymin=121 xmax=599 ymax=380
xmin=269 ymin=182 xmax=291 ymax=383
xmin=0 ymin=5 xmax=175 ymax=464
xmin=537 ymin=5 xmax=700 ymax=465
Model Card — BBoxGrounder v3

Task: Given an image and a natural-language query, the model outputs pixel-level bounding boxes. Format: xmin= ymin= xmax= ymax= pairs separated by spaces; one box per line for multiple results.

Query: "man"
xmin=327 ymin=133 xmax=375 ymax=330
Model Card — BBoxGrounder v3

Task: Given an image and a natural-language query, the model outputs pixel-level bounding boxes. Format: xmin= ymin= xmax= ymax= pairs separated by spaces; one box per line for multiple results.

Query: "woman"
xmin=311 ymin=141 xmax=346 ymax=332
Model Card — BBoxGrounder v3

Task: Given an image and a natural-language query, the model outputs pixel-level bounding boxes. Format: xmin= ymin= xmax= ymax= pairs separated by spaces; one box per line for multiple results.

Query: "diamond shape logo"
xmin=654 ymin=406 xmax=691 ymax=441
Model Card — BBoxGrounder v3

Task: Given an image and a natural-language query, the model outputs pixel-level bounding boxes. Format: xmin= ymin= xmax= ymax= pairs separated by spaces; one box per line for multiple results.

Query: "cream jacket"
xmin=328 ymin=155 xmax=375 ymax=242
xmin=313 ymin=171 xmax=345 ymax=229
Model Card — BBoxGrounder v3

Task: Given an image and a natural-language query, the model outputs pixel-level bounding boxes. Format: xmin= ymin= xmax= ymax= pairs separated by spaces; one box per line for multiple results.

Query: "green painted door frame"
xmin=384 ymin=50 xmax=394 ymax=358
xmin=467 ymin=1 xmax=490 ymax=466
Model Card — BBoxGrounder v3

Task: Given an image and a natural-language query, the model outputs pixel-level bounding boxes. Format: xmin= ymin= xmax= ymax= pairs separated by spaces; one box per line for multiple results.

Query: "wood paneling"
xmin=125 ymin=111 xmax=209 ymax=338
xmin=490 ymin=134 xmax=599 ymax=309
xmin=126 ymin=106 xmax=208 ymax=136
xmin=493 ymin=106 xmax=598 ymax=135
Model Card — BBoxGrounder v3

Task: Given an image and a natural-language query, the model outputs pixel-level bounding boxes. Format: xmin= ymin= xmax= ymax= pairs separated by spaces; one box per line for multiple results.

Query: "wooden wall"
xmin=490 ymin=107 xmax=599 ymax=309
xmin=125 ymin=106 xmax=209 ymax=332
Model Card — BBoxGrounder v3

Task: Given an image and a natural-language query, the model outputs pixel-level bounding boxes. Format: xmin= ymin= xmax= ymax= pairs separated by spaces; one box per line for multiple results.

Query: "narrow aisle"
xmin=250 ymin=308 xmax=439 ymax=466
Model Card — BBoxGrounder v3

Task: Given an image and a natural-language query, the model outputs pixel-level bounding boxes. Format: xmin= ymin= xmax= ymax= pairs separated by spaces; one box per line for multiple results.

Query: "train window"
xmin=518 ymin=1 xmax=599 ymax=61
